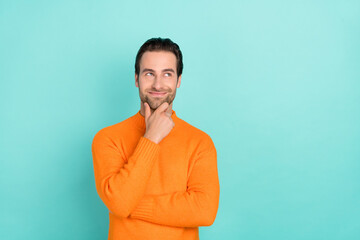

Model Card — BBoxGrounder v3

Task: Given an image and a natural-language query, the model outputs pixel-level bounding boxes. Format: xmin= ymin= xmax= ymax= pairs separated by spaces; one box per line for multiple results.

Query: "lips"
xmin=149 ymin=91 xmax=167 ymax=97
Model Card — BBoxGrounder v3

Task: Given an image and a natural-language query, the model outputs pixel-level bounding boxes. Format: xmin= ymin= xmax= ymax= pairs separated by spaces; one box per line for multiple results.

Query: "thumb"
xmin=144 ymin=102 xmax=151 ymax=121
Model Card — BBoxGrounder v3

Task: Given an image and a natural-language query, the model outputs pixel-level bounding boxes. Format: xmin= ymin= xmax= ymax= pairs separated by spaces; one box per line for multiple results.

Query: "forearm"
xmin=130 ymin=187 xmax=220 ymax=227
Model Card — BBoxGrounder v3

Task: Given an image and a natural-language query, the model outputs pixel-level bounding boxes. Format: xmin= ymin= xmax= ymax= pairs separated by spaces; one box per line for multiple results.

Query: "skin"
xmin=135 ymin=51 xmax=182 ymax=144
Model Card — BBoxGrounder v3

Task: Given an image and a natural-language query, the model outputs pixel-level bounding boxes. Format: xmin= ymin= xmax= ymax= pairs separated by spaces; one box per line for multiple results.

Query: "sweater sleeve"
xmin=92 ymin=131 xmax=160 ymax=218
xmin=129 ymin=140 xmax=220 ymax=227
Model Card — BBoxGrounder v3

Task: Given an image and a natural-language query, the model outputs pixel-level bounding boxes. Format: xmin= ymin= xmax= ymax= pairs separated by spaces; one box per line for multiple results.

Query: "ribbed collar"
xmin=132 ymin=110 xmax=178 ymax=131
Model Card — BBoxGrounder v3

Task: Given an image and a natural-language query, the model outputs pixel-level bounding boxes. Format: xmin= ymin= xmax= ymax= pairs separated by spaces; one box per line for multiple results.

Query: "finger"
xmin=144 ymin=102 xmax=151 ymax=121
xmin=165 ymin=111 xmax=172 ymax=117
xmin=155 ymin=102 xmax=169 ymax=114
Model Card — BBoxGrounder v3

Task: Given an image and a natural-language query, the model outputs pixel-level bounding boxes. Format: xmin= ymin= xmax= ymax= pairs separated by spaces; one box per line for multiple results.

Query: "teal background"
xmin=1 ymin=0 xmax=359 ymax=239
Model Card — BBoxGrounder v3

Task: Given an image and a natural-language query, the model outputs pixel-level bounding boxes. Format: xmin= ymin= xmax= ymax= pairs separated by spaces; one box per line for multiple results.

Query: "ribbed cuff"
xmin=130 ymin=197 xmax=155 ymax=220
xmin=132 ymin=137 xmax=160 ymax=169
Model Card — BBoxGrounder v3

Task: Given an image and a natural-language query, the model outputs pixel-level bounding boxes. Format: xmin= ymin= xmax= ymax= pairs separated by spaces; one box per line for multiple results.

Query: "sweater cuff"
xmin=130 ymin=196 xmax=155 ymax=220
xmin=132 ymin=137 xmax=160 ymax=167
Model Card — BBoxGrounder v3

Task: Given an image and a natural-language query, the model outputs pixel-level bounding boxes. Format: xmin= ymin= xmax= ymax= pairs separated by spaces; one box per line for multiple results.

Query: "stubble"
xmin=139 ymin=88 xmax=177 ymax=111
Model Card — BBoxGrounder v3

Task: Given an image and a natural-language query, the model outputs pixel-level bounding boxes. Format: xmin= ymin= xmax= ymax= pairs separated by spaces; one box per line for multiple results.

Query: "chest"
xmin=145 ymin=140 xmax=190 ymax=194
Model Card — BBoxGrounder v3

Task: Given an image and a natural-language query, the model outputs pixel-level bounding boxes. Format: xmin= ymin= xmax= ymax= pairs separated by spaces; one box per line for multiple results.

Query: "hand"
xmin=143 ymin=102 xmax=174 ymax=144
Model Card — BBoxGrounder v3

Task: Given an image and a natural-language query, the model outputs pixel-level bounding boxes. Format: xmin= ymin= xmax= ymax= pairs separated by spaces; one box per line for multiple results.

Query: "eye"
xmin=145 ymin=72 xmax=153 ymax=76
xmin=164 ymin=72 xmax=172 ymax=77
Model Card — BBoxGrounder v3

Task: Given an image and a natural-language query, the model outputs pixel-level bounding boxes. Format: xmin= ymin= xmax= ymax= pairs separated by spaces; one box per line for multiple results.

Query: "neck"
xmin=139 ymin=101 xmax=174 ymax=116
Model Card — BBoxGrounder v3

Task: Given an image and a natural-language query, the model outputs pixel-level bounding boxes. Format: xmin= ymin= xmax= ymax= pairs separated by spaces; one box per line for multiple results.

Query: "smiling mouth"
xmin=149 ymin=91 xmax=167 ymax=97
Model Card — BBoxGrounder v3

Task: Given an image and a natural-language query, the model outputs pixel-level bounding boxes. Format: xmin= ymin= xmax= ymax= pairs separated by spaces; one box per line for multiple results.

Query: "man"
xmin=92 ymin=38 xmax=220 ymax=240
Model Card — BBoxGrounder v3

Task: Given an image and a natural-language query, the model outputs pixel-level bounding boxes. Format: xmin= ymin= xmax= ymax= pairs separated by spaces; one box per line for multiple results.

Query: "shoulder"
xmin=175 ymin=115 xmax=216 ymax=149
xmin=92 ymin=114 xmax=138 ymax=142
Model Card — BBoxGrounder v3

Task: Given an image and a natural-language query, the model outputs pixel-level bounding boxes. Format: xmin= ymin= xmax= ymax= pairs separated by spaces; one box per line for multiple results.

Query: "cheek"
xmin=165 ymin=79 xmax=177 ymax=88
xmin=171 ymin=82 xmax=179 ymax=90
xmin=138 ymin=80 xmax=149 ymax=89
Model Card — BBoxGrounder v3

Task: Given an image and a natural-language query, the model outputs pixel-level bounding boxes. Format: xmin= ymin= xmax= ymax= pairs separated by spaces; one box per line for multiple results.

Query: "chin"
xmin=149 ymin=102 xmax=164 ymax=110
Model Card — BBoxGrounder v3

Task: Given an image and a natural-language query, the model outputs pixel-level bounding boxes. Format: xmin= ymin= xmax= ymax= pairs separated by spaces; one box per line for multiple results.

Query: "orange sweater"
xmin=91 ymin=110 xmax=220 ymax=240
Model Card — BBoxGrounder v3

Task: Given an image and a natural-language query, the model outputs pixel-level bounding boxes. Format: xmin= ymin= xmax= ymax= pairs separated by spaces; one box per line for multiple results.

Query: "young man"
xmin=92 ymin=38 xmax=220 ymax=240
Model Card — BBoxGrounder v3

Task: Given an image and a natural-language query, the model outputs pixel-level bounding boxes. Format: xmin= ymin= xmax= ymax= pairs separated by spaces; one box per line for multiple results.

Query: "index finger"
xmin=154 ymin=102 xmax=169 ymax=114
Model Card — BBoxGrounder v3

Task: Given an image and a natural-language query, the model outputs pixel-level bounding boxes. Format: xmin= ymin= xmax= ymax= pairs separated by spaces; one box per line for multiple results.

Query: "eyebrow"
xmin=141 ymin=68 xmax=155 ymax=73
xmin=162 ymin=68 xmax=175 ymax=73
xmin=141 ymin=68 xmax=175 ymax=73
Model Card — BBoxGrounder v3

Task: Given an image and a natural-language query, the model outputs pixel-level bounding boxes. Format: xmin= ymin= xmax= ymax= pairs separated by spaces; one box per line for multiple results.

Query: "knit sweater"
xmin=91 ymin=110 xmax=220 ymax=240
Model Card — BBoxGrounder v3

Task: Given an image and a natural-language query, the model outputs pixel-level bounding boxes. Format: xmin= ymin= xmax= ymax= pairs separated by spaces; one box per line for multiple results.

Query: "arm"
xmin=92 ymin=102 xmax=174 ymax=219
xmin=92 ymin=133 xmax=160 ymax=218
xmin=130 ymin=141 xmax=220 ymax=227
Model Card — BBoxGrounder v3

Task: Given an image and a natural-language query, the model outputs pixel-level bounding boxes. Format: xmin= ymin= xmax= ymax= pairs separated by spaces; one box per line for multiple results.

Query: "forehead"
xmin=139 ymin=51 xmax=177 ymax=71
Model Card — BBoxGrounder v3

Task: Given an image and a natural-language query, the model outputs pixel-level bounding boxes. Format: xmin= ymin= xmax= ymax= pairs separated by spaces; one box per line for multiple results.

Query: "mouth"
xmin=149 ymin=91 xmax=167 ymax=97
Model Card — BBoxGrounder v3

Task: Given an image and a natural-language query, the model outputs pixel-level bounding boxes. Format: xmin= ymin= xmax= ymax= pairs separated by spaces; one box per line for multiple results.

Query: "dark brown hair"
xmin=135 ymin=37 xmax=183 ymax=77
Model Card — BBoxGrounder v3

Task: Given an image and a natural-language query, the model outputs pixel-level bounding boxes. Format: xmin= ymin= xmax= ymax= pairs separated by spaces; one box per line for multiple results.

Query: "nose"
xmin=152 ymin=76 xmax=162 ymax=90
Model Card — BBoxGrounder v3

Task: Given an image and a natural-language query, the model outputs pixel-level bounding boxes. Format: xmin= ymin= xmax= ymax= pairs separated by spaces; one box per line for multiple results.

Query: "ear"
xmin=176 ymin=75 xmax=182 ymax=88
xmin=135 ymin=73 xmax=139 ymax=87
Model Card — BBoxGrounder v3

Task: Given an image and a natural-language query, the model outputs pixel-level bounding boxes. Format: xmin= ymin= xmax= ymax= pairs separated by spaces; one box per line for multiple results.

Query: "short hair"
xmin=135 ymin=37 xmax=183 ymax=77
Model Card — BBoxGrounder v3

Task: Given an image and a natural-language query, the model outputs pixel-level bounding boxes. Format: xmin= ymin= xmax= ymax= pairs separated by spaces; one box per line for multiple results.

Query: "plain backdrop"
xmin=1 ymin=0 xmax=359 ymax=239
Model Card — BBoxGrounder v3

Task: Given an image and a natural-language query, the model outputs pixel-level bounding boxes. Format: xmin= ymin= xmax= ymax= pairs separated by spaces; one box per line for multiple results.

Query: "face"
xmin=135 ymin=51 xmax=181 ymax=111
